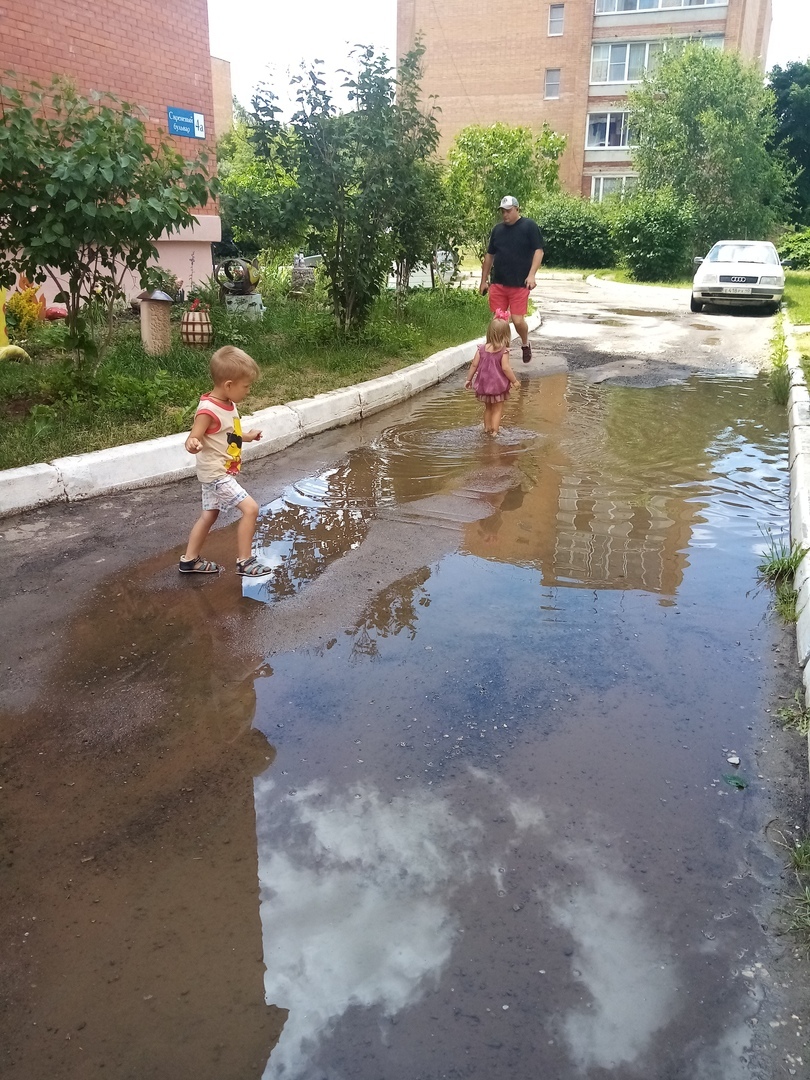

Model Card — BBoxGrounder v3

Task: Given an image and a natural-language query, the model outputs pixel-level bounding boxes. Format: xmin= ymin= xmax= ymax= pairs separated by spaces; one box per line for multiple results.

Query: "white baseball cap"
xmin=499 ymin=196 xmax=519 ymax=209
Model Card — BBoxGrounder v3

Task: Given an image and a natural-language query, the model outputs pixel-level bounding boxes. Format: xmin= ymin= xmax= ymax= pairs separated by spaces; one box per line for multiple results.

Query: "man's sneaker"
xmin=521 ymin=343 xmax=532 ymax=364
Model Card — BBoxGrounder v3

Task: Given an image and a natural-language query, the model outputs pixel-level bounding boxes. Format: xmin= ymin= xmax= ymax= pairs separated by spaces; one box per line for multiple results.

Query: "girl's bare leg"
xmin=182 ymin=508 xmax=219 ymax=562
xmin=483 ymin=403 xmax=493 ymax=433
xmin=490 ymin=401 xmax=505 ymax=435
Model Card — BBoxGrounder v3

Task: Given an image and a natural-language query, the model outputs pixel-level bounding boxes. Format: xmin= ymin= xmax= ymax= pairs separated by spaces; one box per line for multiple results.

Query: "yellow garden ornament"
xmin=0 ymin=288 xmax=8 ymax=347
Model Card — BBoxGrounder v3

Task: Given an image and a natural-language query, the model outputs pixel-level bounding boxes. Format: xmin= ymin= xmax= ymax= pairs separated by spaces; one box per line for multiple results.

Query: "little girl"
xmin=465 ymin=309 xmax=520 ymax=435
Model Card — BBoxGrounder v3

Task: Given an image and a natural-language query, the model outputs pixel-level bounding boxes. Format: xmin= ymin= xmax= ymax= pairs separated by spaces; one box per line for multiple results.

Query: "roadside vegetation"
xmin=767 ymin=313 xmax=791 ymax=406
xmin=2 ymin=43 xmax=810 ymax=471
xmin=0 ymin=286 xmax=486 ymax=471
xmin=757 ymin=527 xmax=807 ymax=623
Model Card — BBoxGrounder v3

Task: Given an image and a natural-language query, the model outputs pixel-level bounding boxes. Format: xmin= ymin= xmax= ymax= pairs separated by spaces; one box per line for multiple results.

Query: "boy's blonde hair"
xmin=486 ymin=315 xmax=511 ymax=351
xmin=210 ymin=346 xmax=260 ymax=384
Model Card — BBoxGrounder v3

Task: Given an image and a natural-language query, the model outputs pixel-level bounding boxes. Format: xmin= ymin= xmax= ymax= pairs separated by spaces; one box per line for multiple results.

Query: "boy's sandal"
xmin=179 ymin=557 xmax=221 ymax=574
xmin=236 ymin=556 xmax=274 ymax=578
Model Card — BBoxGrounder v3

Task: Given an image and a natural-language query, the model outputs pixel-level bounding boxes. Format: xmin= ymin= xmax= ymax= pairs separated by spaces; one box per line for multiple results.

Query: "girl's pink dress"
xmin=473 ymin=345 xmax=510 ymax=404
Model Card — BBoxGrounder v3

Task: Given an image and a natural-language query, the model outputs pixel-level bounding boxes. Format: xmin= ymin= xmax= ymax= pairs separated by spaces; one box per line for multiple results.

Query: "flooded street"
xmin=2 ymin=281 xmax=810 ymax=1078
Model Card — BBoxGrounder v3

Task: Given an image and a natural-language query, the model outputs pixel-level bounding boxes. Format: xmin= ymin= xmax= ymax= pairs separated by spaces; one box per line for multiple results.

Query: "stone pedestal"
xmin=139 ymin=298 xmax=172 ymax=355
xmin=225 ymin=293 xmax=264 ymax=320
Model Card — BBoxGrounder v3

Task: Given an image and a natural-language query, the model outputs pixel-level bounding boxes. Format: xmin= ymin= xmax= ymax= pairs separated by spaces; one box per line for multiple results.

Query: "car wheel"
xmin=690 ymin=294 xmax=703 ymax=313
xmin=765 ymin=301 xmax=781 ymax=315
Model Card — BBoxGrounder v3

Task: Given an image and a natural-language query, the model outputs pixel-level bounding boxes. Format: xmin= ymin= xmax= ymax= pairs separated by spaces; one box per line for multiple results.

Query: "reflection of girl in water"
xmin=465 ymin=310 xmax=520 ymax=436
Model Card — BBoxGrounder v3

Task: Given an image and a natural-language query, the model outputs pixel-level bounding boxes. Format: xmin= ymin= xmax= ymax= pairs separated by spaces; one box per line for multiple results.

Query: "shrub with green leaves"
xmin=779 ymin=228 xmax=810 ymax=270
xmin=528 ymin=194 xmax=614 ymax=269
xmin=611 ymin=188 xmax=696 ymax=281
xmin=0 ymin=76 xmax=216 ymax=370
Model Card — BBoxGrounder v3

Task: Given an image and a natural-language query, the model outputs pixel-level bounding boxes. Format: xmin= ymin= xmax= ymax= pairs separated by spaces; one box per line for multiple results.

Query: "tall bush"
xmin=251 ymin=44 xmax=442 ymax=331
xmin=628 ymin=44 xmax=792 ymax=252
xmin=0 ymin=76 xmax=216 ymax=370
xmin=444 ymin=122 xmax=566 ymax=258
xmin=779 ymin=228 xmax=810 ymax=270
xmin=527 ymin=194 xmax=614 ymax=269
xmin=611 ymin=188 xmax=696 ymax=281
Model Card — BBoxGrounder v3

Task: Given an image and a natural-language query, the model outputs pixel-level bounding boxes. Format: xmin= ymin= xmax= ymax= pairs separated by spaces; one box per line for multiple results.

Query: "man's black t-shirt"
xmin=487 ymin=217 xmax=544 ymax=287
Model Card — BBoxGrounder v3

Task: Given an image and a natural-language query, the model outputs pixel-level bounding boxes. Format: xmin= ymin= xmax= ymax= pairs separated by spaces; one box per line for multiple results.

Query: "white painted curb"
xmin=0 ymin=462 xmax=63 ymax=517
xmin=784 ymin=314 xmax=810 ymax=702
xmin=0 ymin=315 xmax=540 ymax=517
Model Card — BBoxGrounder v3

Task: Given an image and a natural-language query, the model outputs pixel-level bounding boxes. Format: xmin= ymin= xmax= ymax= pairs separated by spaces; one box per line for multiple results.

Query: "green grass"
xmin=785 ymin=270 xmax=810 ymax=326
xmin=594 ymin=268 xmax=692 ymax=289
xmin=776 ymin=690 xmax=810 ymax=736
xmin=768 ymin=313 xmax=791 ymax=406
xmin=0 ymin=289 xmax=489 ymax=471
xmin=757 ymin=530 xmax=808 ymax=584
xmin=774 ymin=580 xmax=800 ymax=623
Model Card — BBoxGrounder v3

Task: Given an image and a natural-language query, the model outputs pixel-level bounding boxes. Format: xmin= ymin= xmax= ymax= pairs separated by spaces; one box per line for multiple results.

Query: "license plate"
xmin=725 ymin=287 xmax=751 ymax=295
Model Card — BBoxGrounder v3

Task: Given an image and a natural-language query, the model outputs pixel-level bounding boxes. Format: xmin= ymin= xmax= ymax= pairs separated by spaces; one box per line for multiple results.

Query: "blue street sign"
xmin=167 ymin=107 xmax=205 ymax=139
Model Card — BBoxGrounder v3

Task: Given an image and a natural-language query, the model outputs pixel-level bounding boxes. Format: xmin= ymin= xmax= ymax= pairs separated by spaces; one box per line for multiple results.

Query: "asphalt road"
xmin=2 ymin=279 xmax=807 ymax=1080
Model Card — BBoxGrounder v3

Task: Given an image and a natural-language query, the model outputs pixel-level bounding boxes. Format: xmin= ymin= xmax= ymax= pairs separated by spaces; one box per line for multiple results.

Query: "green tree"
xmin=218 ymin=105 xmax=303 ymax=256
xmin=0 ymin=77 xmax=216 ymax=368
xmin=386 ymin=44 xmax=446 ymax=298
xmin=251 ymin=44 xmax=442 ymax=330
xmin=444 ymin=122 xmax=566 ymax=258
xmin=628 ymin=43 xmax=792 ymax=252
xmin=768 ymin=60 xmax=810 ymax=224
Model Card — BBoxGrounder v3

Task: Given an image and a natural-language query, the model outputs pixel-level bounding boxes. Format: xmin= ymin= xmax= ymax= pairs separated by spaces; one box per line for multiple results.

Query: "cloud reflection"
xmin=256 ymin=778 xmax=483 ymax=1079
xmin=255 ymin=774 xmax=682 ymax=1079
xmin=548 ymin=854 xmax=678 ymax=1072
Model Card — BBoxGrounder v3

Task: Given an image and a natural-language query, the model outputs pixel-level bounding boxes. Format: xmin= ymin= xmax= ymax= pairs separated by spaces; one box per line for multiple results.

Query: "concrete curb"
xmin=785 ymin=314 xmax=810 ymax=691
xmin=0 ymin=316 xmax=540 ymax=518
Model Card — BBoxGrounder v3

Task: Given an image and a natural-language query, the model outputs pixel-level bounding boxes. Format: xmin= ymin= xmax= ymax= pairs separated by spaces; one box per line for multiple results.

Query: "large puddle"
xmin=3 ymin=368 xmax=805 ymax=1079
xmin=246 ymin=372 xmax=798 ymax=1078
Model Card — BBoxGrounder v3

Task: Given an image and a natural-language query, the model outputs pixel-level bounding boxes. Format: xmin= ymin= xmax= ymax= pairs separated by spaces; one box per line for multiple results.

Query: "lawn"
xmin=0 ymin=288 xmax=489 ymax=472
xmin=785 ymin=271 xmax=810 ymax=326
xmin=594 ymin=268 xmax=692 ymax=289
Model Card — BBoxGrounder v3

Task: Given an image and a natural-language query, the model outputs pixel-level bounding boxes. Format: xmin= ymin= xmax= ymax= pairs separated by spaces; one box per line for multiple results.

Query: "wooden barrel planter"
xmin=180 ymin=308 xmax=213 ymax=347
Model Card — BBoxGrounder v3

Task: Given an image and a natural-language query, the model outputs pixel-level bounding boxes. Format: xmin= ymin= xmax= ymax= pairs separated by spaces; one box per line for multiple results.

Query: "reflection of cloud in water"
xmin=255 ymin=772 xmax=686 ymax=1079
xmin=548 ymin=853 xmax=678 ymax=1073
xmin=256 ymin=778 xmax=484 ymax=1080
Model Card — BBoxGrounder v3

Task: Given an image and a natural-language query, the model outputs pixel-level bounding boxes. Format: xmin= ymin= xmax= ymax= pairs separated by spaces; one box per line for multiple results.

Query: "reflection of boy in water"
xmin=180 ymin=346 xmax=274 ymax=578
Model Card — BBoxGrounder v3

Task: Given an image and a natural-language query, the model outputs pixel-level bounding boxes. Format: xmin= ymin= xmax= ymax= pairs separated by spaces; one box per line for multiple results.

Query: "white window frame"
xmin=586 ymin=111 xmax=634 ymax=149
xmin=549 ymin=4 xmax=565 ymax=35
xmin=590 ymin=175 xmax=638 ymax=201
xmin=590 ymin=41 xmax=664 ymax=83
xmin=595 ymin=0 xmax=726 ymax=12
xmin=544 ymin=68 xmax=561 ymax=99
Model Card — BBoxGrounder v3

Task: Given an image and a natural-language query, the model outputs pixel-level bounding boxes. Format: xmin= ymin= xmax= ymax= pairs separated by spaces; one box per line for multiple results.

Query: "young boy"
xmin=179 ymin=346 xmax=273 ymax=578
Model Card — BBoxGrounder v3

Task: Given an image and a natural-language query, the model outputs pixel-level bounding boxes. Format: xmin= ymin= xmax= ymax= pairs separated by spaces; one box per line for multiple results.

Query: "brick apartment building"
xmin=0 ymin=0 xmax=232 ymax=294
xmin=397 ymin=0 xmax=772 ymax=199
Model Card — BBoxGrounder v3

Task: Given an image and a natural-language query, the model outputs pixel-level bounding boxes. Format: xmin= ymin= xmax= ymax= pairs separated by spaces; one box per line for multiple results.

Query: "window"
xmin=590 ymin=175 xmax=638 ymax=201
xmin=586 ymin=111 xmax=633 ymax=148
xmin=595 ymin=0 xmax=725 ymax=11
xmin=591 ymin=41 xmax=664 ymax=83
xmin=545 ymin=69 xmax=561 ymax=98
xmin=549 ymin=4 xmax=564 ymax=35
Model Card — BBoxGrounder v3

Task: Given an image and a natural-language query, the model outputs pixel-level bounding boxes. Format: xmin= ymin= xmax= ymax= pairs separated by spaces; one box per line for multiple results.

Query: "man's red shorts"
xmin=488 ymin=283 xmax=530 ymax=318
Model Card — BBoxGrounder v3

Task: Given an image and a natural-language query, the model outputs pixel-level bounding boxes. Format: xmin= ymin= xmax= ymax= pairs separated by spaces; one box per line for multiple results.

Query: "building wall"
xmin=211 ymin=55 xmax=234 ymax=142
xmin=0 ymin=0 xmax=221 ymax=294
xmin=398 ymin=0 xmax=772 ymax=198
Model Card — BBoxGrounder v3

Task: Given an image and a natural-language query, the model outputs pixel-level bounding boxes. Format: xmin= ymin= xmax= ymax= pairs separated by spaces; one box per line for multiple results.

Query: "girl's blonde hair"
xmin=486 ymin=313 xmax=511 ymax=351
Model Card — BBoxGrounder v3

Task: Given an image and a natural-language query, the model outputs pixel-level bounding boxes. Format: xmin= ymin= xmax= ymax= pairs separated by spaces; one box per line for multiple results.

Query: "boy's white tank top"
xmin=194 ymin=393 xmax=243 ymax=483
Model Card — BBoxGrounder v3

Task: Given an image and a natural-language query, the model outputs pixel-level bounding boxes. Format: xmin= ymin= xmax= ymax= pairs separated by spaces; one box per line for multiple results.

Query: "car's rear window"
xmin=707 ymin=244 xmax=779 ymax=265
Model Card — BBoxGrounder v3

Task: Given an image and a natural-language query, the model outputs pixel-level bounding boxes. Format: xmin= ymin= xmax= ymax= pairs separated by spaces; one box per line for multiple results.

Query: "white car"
xmin=691 ymin=240 xmax=784 ymax=314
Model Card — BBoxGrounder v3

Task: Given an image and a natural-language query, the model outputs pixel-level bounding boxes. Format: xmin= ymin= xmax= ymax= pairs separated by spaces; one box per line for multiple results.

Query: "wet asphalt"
xmin=2 ymin=279 xmax=809 ymax=1080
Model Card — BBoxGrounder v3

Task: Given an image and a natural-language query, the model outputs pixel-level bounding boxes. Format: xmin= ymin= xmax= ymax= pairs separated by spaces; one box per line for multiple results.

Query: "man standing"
xmin=479 ymin=196 xmax=544 ymax=363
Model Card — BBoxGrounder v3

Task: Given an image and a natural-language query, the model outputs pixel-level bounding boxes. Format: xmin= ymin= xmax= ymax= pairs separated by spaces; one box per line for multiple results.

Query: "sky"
xmin=207 ymin=0 xmax=809 ymax=109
